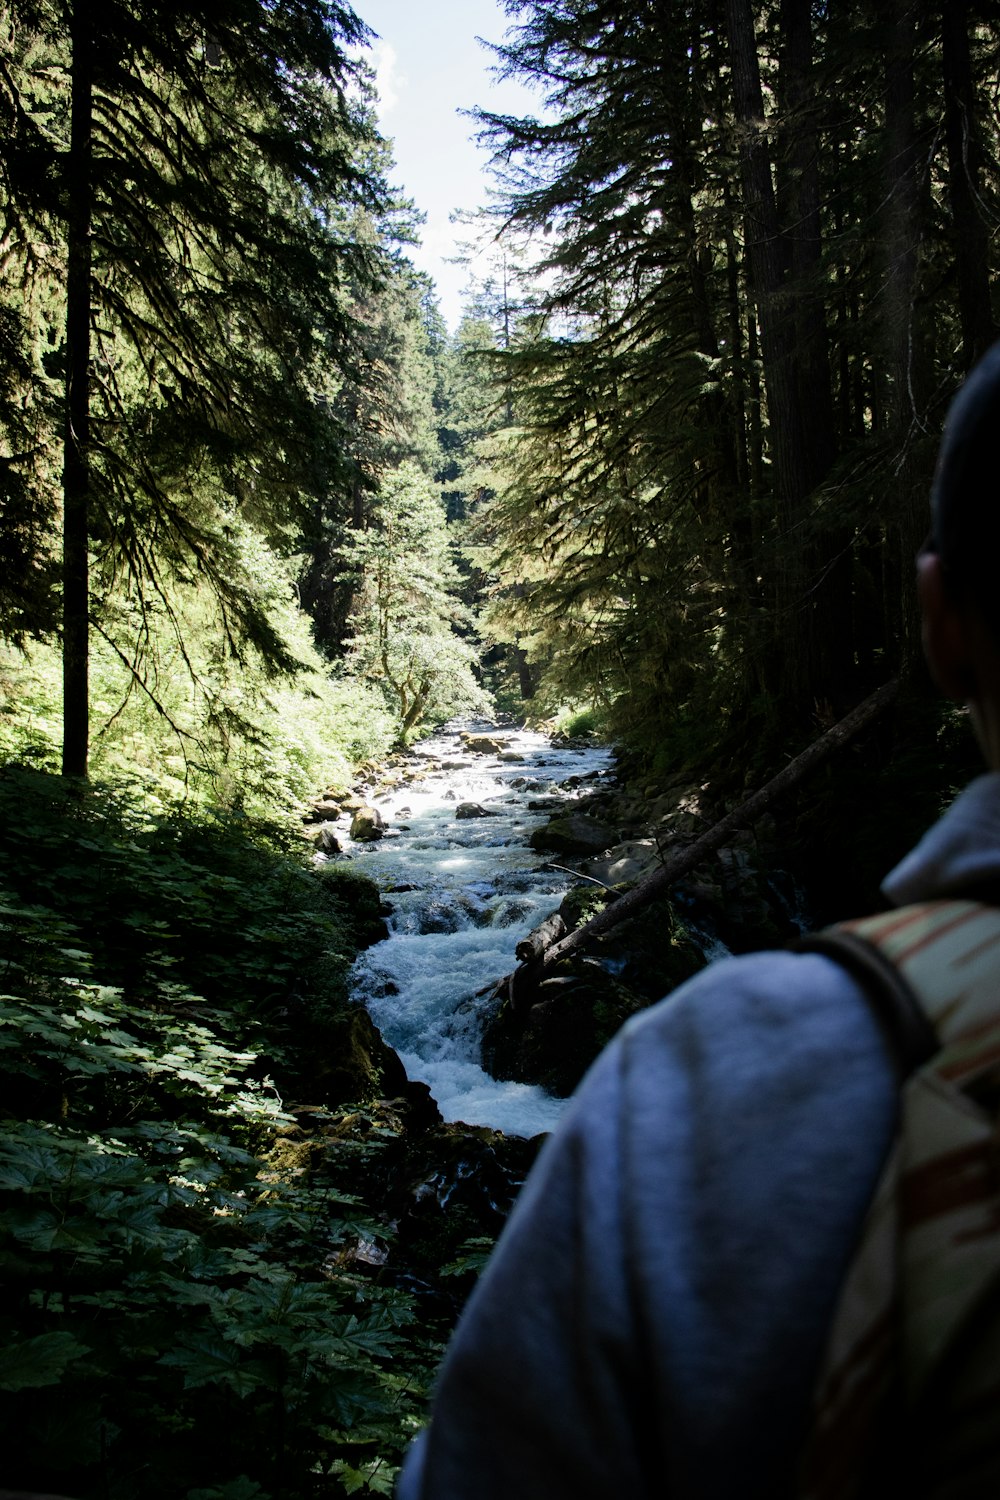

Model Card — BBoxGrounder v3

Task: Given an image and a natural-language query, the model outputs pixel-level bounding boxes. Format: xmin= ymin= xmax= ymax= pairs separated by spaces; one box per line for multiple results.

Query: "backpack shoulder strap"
xmin=793 ymin=925 xmax=938 ymax=1078
xmin=797 ymin=899 xmax=1000 ymax=1499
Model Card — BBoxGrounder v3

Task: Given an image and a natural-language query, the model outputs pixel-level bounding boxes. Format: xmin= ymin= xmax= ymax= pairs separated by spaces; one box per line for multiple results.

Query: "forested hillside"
xmin=472 ymin=0 xmax=999 ymax=764
xmin=1 ymin=1 xmax=999 ymax=1496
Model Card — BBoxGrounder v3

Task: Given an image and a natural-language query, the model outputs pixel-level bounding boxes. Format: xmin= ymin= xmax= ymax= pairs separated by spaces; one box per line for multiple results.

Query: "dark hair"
xmin=930 ymin=340 xmax=1000 ymax=630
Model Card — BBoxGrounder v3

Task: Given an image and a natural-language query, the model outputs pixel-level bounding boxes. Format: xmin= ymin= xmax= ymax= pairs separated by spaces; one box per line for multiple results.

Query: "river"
xmin=343 ymin=723 xmax=615 ymax=1137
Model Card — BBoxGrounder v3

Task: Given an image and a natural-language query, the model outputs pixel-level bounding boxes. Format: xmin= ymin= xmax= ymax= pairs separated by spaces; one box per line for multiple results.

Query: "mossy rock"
xmin=558 ymin=884 xmax=615 ymax=928
xmin=482 ymin=957 xmax=648 ymax=1097
xmin=481 ymin=895 xmax=708 ymax=1096
xmin=314 ymin=862 xmax=389 ymax=949
xmin=528 ymin=813 xmax=618 ymax=856
xmin=609 ymin=894 xmax=709 ymax=1000
xmin=295 ymin=1005 xmax=409 ymax=1107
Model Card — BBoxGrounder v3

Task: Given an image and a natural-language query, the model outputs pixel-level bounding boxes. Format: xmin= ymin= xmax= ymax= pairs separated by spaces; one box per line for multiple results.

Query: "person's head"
xmin=919 ymin=340 xmax=1000 ymax=768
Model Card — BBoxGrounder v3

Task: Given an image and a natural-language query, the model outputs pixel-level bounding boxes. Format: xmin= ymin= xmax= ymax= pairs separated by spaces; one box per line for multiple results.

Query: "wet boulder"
xmin=312 ymin=822 xmax=342 ymax=855
xmin=455 ymin=802 xmax=496 ymax=819
xmin=392 ymin=1123 xmax=543 ymax=1274
xmin=415 ymin=896 xmax=466 ymax=935
xmin=481 ymin=958 xmax=646 ymax=1096
xmin=481 ymin=888 xmax=709 ymax=1095
xmin=581 ymin=839 xmax=660 ymax=886
xmin=304 ymin=797 xmax=345 ymax=823
xmin=528 ymin=813 xmax=619 ymax=857
xmin=284 ymin=1004 xmax=407 ymax=1107
xmin=462 ymin=734 xmax=505 ymax=755
xmin=350 ymin=805 xmax=385 ymax=842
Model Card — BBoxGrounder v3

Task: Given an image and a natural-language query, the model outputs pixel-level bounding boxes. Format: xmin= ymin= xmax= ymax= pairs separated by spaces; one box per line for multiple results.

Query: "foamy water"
xmin=342 ymin=724 xmax=615 ymax=1136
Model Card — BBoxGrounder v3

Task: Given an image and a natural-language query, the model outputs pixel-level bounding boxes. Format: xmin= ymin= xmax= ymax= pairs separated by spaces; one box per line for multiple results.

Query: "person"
xmin=396 ymin=342 xmax=1000 ymax=1500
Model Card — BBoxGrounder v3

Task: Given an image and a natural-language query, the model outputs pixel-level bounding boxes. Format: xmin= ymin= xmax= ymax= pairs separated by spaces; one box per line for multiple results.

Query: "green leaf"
xmin=186 ymin=1478 xmax=270 ymax=1500
xmin=0 ymin=1331 xmax=91 ymax=1390
xmin=158 ymin=1335 xmax=273 ymax=1395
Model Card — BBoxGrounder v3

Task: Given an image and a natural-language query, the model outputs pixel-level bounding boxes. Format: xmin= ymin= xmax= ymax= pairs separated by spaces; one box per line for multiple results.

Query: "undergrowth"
xmin=0 ymin=765 xmax=433 ymax=1499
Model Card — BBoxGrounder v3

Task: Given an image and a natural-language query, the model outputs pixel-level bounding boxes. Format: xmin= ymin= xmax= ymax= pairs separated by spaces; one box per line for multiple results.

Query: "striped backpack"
xmin=796 ymin=899 xmax=1000 ymax=1498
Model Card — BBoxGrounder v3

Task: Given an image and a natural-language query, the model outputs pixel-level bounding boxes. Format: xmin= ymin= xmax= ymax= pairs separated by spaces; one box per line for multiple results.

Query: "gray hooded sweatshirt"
xmin=397 ymin=773 xmax=1000 ymax=1500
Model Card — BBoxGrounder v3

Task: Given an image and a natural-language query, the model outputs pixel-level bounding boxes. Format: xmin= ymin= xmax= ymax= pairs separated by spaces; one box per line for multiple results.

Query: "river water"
xmin=343 ymin=723 xmax=615 ymax=1137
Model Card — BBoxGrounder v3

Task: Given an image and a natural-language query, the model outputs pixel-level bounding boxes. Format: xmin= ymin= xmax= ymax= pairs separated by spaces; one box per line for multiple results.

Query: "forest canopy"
xmin=0 ymin=0 xmax=489 ymax=791
xmin=3 ymin=0 xmax=1000 ymax=789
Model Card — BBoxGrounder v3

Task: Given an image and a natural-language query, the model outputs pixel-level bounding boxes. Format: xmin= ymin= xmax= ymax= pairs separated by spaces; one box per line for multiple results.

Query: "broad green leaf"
xmin=0 ymin=1331 xmax=91 ymax=1390
xmin=158 ymin=1335 xmax=273 ymax=1395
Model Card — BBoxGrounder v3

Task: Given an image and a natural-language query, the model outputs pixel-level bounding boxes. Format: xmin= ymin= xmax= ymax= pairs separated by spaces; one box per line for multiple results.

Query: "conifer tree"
xmin=1 ymin=0 xmax=388 ymax=774
xmin=472 ymin=0 xmax=1000 ymax=754
xmin=338 ymin=460 xmax=491 ymax=741
xmin=298 ymin=263 xmax=450 ymax=654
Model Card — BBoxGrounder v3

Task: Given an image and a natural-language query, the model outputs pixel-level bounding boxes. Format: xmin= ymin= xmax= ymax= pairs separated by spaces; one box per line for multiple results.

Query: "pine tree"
xmin=470 ymin=0 xmax=1000 ymax=755
xmin=1 ymin=0 xmax=388 ymax=774
xmin=298 ymin=261 xmax=450 ymax=655
xmin=338 ymin=460 xmax=491 ymax=741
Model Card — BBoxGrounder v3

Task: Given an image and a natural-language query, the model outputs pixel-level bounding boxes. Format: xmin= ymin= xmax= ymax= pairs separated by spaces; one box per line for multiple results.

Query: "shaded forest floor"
xmin=0 ymin=765 xmax=536 ymax=1500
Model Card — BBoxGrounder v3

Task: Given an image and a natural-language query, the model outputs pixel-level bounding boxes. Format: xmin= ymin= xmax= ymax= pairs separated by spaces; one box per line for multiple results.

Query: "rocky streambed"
xmin=300 ymin=720 xmax=810 ymax=1132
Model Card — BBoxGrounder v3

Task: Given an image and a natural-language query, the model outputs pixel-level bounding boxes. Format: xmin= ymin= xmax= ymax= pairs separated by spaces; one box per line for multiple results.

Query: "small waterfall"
xmin=342 ymin=723 xmax=615 ymax=1136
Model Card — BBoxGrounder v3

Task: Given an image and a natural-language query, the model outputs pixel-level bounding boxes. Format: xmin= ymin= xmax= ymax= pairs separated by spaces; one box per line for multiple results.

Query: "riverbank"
xmin=310 ymin=693 xmax=983 ymax=1116
xmin=0 ymin=691 xmax=979 ymax=1496
xmin=300 ymin=721 xmax=617 ymax=1134
xmin=295 ymin=720 xmax=804 ymax=1116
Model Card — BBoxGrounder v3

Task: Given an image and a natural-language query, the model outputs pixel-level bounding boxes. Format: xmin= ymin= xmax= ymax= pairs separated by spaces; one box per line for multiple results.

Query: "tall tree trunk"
xmin=879 ymin=0 xmax=929 ymax=673
xmin=777 ymin=0 xmax=850 ymax=699
xmin=62 ymin=1 xmax=93 ymax=778
xmin=778 ymin=0 xmax=834 ymax=480
xmin=942 ymin=0 xmax=995 ymax=368
xmin=512 ymin=644 xmax=535 ymax=702
xmin=724 ymin=0 xmax=838 ymax=706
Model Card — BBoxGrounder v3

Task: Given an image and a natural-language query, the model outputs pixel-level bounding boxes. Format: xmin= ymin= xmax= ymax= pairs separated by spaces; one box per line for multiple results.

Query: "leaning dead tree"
xmin=503 ymin=679 xmax=899 ymax=1007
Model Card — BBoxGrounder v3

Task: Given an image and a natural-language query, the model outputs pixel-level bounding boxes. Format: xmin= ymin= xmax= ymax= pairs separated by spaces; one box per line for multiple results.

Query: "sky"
xmin=353 ymin=0 xmax=541 ymax=331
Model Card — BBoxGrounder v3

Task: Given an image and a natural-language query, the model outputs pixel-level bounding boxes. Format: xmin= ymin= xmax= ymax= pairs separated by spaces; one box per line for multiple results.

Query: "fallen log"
xmin=515 ymin=911 xmax=568 ymax=964
xmin=505 ymin=679 xmax=899 ymax=1005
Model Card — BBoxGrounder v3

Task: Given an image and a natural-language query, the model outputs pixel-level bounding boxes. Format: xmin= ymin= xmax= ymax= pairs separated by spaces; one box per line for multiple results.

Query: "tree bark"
xmin=515 ymin=911 xmax=568 ymax=964
xmin=62 ymin=1 xmax=93 ymax=778
xmin=724 ymin=0 xmax=843 ymax=704
xmin=879 ymin=0 xmax=930 ymax=673
xmin=942 ymin=0 xmax=996 ymax=369
xmin=506 ymin=679 xmax=899 ymax=1002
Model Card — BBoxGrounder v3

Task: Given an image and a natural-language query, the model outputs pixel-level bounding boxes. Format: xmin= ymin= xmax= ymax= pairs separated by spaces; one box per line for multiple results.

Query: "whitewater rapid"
xmin=343 ymin=724 xmax=615 ymax=1137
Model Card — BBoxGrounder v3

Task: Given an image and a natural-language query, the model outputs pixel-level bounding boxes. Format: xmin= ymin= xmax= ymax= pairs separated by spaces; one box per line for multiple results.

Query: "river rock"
xmin=462 ymin=735 xmax=505 ymax=755
xmin=416 ymin=896 xmax=466 ymax=935
xmin=480 ymin=887 xmax=711 ymax=1096
xmin=312 ymin=1100 xmax=543 ymax=1296
xmin=304 ymin=797 xmax=344 ymax=823
xmin=350 ymin=805 xmax=385 ymax=841
xmin=581 ymin=839 xmax=660 ymax=886
xmin=528 ymin=813 xmax=618 ymax=857
xmin=455 ymin=802 xmax=495 ymax=819
xmin=481 ymin=958 xmax=646 ymax=1096
xmin=312 ymin=822 xmax=342 ymax=854
xmin=288 ymin=1004 xmax=408 ymax=1107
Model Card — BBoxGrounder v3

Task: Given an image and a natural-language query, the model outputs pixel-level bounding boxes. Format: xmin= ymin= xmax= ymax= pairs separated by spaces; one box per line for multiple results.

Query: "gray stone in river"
xmin=350 ymin=805 xmax=385 ymax=842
